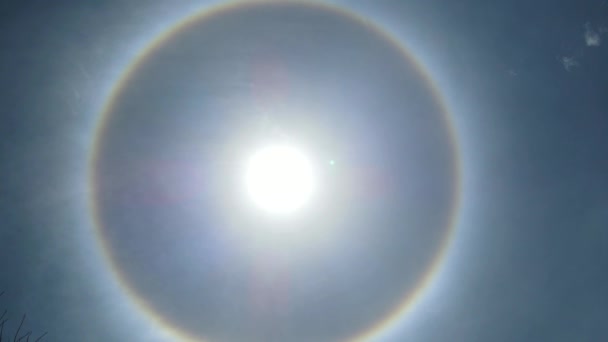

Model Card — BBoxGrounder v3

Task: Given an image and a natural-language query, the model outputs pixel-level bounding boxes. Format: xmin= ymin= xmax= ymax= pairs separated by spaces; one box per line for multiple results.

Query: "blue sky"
xmin=1 ymin=1 xmax=607 ymax=341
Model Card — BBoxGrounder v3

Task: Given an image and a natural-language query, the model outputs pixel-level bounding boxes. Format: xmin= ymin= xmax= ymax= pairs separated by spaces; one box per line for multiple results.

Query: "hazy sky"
xmin=1 ymin=0 xmax=607 ymax=341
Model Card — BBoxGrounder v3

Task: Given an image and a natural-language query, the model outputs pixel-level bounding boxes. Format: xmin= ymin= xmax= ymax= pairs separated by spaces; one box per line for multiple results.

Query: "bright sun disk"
xmin=245 ymin=144 xmax=315 ymax=215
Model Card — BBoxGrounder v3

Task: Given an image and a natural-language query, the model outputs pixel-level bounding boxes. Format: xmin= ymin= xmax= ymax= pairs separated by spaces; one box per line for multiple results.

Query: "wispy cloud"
xmin=560 ymin=56 xmax=579 ymax=71
xmin=584 ymin=23 xmax=601 ymax=46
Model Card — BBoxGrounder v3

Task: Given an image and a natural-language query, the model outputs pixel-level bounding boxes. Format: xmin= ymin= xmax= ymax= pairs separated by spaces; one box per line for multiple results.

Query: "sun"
xmin=245 ymin=144 xmax=316 ymax=215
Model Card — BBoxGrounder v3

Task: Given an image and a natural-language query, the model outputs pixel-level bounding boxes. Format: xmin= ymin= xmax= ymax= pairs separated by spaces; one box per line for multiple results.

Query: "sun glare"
xmin=245 ymin=144 xmax=315 ymax=215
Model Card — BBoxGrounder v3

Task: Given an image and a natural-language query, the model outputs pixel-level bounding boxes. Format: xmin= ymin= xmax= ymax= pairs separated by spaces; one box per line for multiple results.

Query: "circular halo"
xmin=88 ymin=1 xmax=462 ymax=341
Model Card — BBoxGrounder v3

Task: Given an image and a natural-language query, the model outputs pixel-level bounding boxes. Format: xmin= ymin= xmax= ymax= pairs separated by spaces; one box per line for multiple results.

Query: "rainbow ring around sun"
xmin=89 ymin=1 xmax=462 ymax=341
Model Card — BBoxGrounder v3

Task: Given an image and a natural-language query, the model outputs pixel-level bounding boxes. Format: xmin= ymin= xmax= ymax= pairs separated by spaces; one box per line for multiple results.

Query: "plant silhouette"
xmin=0 ymin=292 xmax=47 ymax=342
